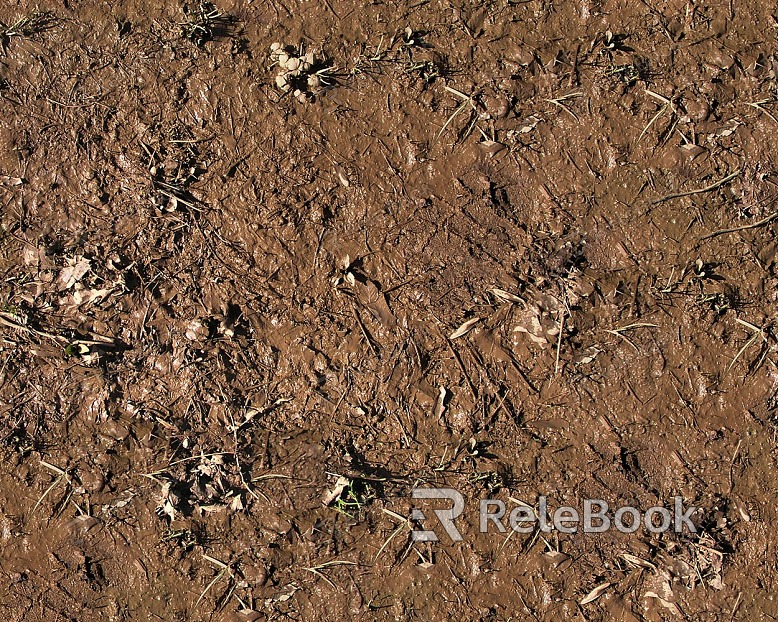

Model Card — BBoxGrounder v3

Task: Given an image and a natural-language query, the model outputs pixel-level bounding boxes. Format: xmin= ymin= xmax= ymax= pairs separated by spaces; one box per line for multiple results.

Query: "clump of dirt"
xmin=0 ymin=0 xmax=777 ymax=620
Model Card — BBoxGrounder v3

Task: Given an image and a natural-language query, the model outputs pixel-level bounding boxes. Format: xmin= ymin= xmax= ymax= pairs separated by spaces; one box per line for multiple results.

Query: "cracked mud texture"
xmin=0 ymin=0 xmax=777 ymax=620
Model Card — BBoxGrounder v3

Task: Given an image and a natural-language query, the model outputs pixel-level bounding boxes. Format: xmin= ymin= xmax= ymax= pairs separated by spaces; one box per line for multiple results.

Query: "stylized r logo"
xmin=410 ymin=487 xmax=464 ymax=542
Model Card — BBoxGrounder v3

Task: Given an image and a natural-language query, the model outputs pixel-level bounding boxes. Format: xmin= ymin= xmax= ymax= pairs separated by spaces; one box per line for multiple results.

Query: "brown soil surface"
xmin=1 ymin=0 xmax=777 ymax=620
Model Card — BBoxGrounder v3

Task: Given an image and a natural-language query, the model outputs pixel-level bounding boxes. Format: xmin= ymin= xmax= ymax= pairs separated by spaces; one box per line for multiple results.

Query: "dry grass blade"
xmin=609 ymin=322 xmax=659 ymax=332
xmin=491 ymin=288 xmax=526 ymax=305
xmin=40 ymin=460 xmax=67 ymax=476
xmin=545 ymin=92 xmax=583 ymax=121
xmin=645 ymin=89 xmax=672 ymax=105
xmin=606 ymin=323 xmax=658 ymax=352
xmin=621 ymin=552 xmax=657 ymax=571
xmin=307 ymin=560 xmax=358 ymax=570
xmin=636 ymin=89 xmax=677 ymax=145
xmin=746 ymin=99 xmax=778 ymax=124
xmin=555 ymin=310 xmax=565 ymax=375
xmin=435 ymin=100 xmax=471 ymax=142
xmin=202 ymin=553 xmax=230 ymax=569
xmin=375 ymin=508 xmax=411 ymax=562
xmin=443 ymin=85 xmax=472 ymax=101
xmin=0 ymin=11 xmax=53 ymax=39
xmin=32 ymin=474 xmax=65 ymax=516
xmin=30 ymin=460 xmax=70 ymax=517
xmin=195 ymin=567 xmax=229 ymax=609
xmin=303 ymin=560 xmax=357 ymax=589
xmin=435 ymin=85 xmax=478 ymax=142
xmin=252 ymin=473 xmax=293 ymax=482
xmin=304 ymin=566 xmax=337 ymax=589
xmin=375 ymin=523 xmax=406 ymax=562
xmin=725 ymin=318 xmax=767 ymax=375
xmin=638 ymin=103 xmax=669 ymax=144
xmin=195 ymin=554 xmax=233 ymax=609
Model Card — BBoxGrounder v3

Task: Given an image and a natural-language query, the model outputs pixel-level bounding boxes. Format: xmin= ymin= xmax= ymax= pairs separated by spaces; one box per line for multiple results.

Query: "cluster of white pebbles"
xmin=270 ymin=42 xmax=322 ymax=104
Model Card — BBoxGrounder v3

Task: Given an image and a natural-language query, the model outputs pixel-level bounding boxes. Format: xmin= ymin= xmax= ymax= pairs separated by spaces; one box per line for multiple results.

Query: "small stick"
xmin=351 ymin=305 xmax=379 ymax=356
xmin=700 ymin=210 xmax=778 ymax=240
xmin=728 ymin=439 xmax=742 ymax=494
xmin=729 ymin=592 xmax=743 ymax=622
xmin=554 ymin=310 xmax=565 ymax=375
xmin=320 ymin=0 xmax=339 ymax=17
xmin=447 ymin=340 xmax=478 ymax=400
xmin=630 ymin=274 xmax=641 ymax=317
xmin=653 ymin=170 xmax=741 ymax=204
xmin=568 ymin=44 xmax=580 ymax=88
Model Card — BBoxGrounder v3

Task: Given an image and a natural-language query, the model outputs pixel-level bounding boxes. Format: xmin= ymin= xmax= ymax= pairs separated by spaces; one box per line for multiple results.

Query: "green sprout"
xmin=333 ymin=479 xmax=376 ymax=519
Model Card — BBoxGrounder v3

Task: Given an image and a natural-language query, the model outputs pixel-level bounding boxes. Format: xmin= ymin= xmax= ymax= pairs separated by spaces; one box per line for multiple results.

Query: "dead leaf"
xmin=185 ymin=320 xmax=209 ymax=341
xmin=465 ymin=7 xmax=486 ymax=36
xmin=542 ymin=550 xmax=572 ymax=570
xmin=266 ymin=584 xmax=299 ymax=605
xmin=0 ymin=175 xmax=23 ymax=186
xmin=157 ymin=482 xmax=177 ymax=521
xmin=22 ymin=246 xmax=43 ymax=267
xmin=230 ymin=610 xmax=265 ymax=622
xmin=335 ymin=166 xmax=350 ymax=187
xmin=322 ymin=476 xmax=350 ymax=506
xmin=491 ymin=288 xmax=525 ymax=305
xmin=573 ymin=345 xmax=601 ymax=365
xmin=711 ymin=121 xmax=740 ymax=138
xmin=450 ymin=317 xmax=481 ymax=339
xmin=229 ymin=493 xmax=244 ymax=512
xmin=57 ymin=257 xmax=91 ymax=290
xmin=621 ymin=553 xmax=656 ymax=571
xmin=71 ymin=286 xmax=113 ymax=306
xmin=480 ymin=140 xmax=507 ymax=157
xmin=518 ymin=114 xmax=541 ymax=133
xmin=580 ymin=582 xmax=611 ymax=605
xmin=66 ymin=515 xmax=101 ymax=535
xmin=356 ymin=279 xmax=395 ymax=327
xmin=515 ymin=314 xmax=549 ymax=345
xmin=433 ymin=386 xmax=447 ymax=420
xmin=645 ymin=592 xmax=683 ymax=616
xmin=679 ymin=143 xmax=706 ymax=159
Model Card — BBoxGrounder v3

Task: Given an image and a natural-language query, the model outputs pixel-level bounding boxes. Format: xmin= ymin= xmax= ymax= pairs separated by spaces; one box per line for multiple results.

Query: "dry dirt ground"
xmin=0 ymin=0 xmax=777 ymax=620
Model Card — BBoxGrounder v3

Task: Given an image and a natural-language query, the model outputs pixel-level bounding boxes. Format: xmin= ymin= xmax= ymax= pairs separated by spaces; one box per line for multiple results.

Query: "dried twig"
xmin=653 ymin=170 xmax=741 ymax=204
xmin=700 ymin=210 xmax=778 ymax=240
